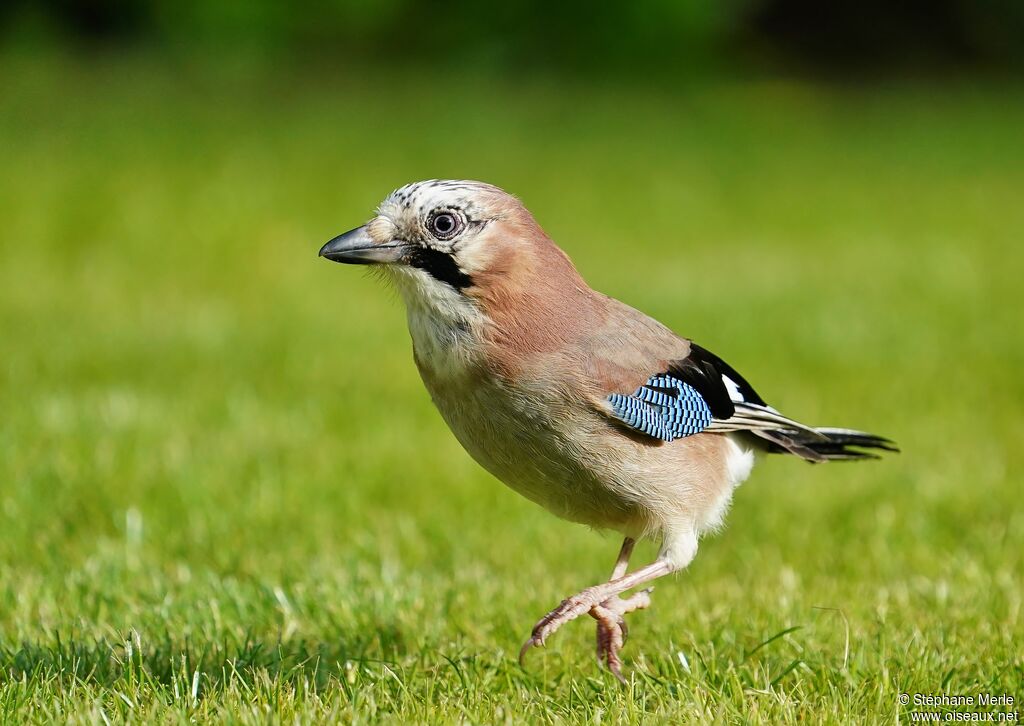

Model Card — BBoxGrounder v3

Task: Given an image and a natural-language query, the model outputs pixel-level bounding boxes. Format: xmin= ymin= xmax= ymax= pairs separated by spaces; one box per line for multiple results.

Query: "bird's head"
xmin=320 ymin=180 xmax=578 ymax=319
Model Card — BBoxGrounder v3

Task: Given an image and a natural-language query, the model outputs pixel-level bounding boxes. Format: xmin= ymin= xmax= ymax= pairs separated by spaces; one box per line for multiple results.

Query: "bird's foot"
xmin=518 ymin=585 xmax=654 ymax=682
xmin=591 ymin=589 xmax=653 ymax=682
xmin=519 ymin=585 xmax=608 ymax=665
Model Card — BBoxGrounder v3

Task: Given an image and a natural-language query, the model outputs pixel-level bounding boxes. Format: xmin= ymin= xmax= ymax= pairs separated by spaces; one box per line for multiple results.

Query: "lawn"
xmin=0 ymin=55 xmax=1021 ymax=723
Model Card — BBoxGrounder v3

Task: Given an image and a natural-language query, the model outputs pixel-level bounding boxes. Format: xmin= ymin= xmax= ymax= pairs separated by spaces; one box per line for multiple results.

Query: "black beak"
xmin=319 ymin=225 xmax=407 ymax=265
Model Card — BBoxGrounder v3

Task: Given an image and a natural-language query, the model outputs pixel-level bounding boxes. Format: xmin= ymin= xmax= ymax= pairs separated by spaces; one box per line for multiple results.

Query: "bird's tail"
xmin=752 ymin=426 xmax=898 ymax=462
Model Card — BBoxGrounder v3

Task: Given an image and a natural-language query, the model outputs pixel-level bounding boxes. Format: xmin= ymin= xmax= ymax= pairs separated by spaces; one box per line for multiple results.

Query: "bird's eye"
xmin=428 ymin=211 xmax=463 ymax=240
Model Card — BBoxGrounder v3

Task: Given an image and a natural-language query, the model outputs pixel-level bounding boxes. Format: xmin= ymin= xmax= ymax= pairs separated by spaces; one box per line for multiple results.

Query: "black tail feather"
xmin=754 ymin=427 xmax=898 ymax=462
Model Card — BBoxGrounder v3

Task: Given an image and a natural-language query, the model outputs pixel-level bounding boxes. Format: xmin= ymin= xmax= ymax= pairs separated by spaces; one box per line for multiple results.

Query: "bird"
xmin=319 ymin=179 xmax=896 ymax=681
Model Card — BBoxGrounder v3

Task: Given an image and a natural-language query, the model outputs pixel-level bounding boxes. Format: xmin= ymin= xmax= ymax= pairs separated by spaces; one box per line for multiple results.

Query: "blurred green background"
xmin=1 ymin=2 xmax=1022 ymax=723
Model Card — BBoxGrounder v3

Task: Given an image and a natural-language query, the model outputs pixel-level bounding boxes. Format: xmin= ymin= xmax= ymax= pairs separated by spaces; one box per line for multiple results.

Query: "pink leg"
xmin=591 ymin=537 xmax=654 ymax=679
xmin=609 ymin=537 xmax=635 ymax=580
xmin=595 ymin=537 xmax=640 ymax=648
xmin=519 ymin=538 xmax=674 ymax=681
xmin=591 ymin=589 xmax=653 ymax=680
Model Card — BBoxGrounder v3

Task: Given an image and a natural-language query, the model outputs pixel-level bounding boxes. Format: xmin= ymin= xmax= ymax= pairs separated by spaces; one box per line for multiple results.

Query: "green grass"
xmin=1 ymin=55 xmax=1022 ymax=723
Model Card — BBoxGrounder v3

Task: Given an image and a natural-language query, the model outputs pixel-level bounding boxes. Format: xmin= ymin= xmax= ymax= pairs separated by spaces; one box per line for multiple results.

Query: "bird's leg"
xmin=519 ymin=549 xmax=674 ymax=678
xmin=594 ymin=538 xmax=638 ymax=647
xmin=590 ymin=589 xmax=653 ymax=681
xmin=608 ymin=536 xmax=636 ymax=580
xmin=590 ymin=537 xmax=654 ymax=679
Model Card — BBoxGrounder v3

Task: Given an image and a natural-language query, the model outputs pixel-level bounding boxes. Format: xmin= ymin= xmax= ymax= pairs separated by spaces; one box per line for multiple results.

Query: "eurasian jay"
xmin=319 ymin=180 xmax=896 ymax=680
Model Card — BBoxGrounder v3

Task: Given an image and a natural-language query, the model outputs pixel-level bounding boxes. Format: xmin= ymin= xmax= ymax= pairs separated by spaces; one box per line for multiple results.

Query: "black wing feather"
xmin=665 ymin=343 xmax=766 ymax=418
xmin=606 ymin=341 xmax=897 ymax=462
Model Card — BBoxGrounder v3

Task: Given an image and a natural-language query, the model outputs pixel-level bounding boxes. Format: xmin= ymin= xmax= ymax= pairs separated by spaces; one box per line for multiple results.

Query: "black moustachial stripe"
xmin=405 ymin=246 xmax=473 ymax=291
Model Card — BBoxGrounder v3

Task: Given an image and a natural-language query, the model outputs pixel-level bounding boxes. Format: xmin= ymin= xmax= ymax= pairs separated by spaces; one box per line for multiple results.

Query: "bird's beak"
xmin=319 ymin=225 xmax=406 ymax=265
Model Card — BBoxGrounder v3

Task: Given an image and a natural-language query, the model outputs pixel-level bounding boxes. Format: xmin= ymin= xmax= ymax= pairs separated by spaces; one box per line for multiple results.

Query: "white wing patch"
xmin=722 ymin=374 xmax=745 ymax=402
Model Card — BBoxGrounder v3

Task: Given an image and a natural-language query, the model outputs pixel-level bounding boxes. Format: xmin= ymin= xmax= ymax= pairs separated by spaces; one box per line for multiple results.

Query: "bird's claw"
xmin=518 ymin=586 xmax=655 ymax=681
xmin=592 ymin=587 xmax=654 ymax=682
xmin=519 ymin=586 xmax=606 ymax=666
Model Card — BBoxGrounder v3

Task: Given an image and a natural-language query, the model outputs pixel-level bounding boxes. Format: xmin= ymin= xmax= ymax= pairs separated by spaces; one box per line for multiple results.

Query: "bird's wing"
xmin=581 ymin=298 xmax=822 ymax=443
xmin=602 ymin=342 xmax=824 ymax=442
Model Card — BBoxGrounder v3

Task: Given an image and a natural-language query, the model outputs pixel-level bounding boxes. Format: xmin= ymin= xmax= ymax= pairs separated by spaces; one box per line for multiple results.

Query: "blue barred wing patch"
xmin=607 ymin=374 xmax=713 ymax=441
